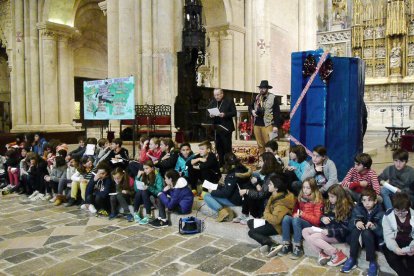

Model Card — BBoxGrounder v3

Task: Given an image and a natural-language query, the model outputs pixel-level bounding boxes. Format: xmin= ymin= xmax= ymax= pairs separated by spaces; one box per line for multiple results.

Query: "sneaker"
xmin=149 ymin=218 xmax=169 ymax=228
xmin=88 ymin=204 xmax=97 ymax=214
xmin=54 ymin=198 xmax=63 ymax=206
xmin=49 ymin=196 xmax=57 ymax=203
xmin=97 ymin=209 xmax=108 ymax=217
xmin=340 ymin=257 xmax=357 ymax=273
xmin=125 ymin=214 xmax=134 ymax=222
xmin=192 ymin=189 xmax=198 ymax=196
xmin=259 ymin=245 xmax=269 ymax=255
xmin=134 ymin=213 xmax=142 ymax=223
xmin=267 ymin=244 xmax=283 ymax=258
xmin=318 ymin=251 xmax=331 ymax=266
xmin=2 ymin=189 xmax=10 ymax=196
xmin=139 ymin=215 xmax=150 ymax=225
xmin=28 ymin=190 xmax=39 ymax=199
xmin=31 ymin=193 xmax=44 ymax=201
xmin=109 ymin=213 xmax=118 ymax=220
xmin=327 ymin=250 xmax=347 ymax=267
xmin=42 ymin=194 xmax=52 ymax=201
xmin=233 ymin=214 xmax=249 ymax=223
xmin=216 ymin=208 xmax=230 ymax=222
xmin=80 ymin=204 xmax=88 ymax=210
xmin=290 ymin=245 xmax=304 ymax=260
xmin=278 ymin=243 xmax=292 ymax=256
xmin=64 ymin=198 xmax=76 ymax=207
xmin=367 ymin=262 xmax=378 ymax=276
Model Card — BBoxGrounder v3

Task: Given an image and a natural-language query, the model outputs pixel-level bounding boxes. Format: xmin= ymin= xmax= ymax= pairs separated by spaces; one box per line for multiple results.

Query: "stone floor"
xmin=0 ymin=134 xmax=409 ymax=275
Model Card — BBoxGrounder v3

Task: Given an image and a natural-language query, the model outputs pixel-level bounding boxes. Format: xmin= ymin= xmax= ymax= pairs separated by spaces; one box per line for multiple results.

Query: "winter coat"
xmin=302 ymin=158 xmax=338 ymax=193
xmin=292 ymin=196 xmax=324 ymax=226
xmin=105 ymin=148 xmax=129 ymax=169
xmin=85 ymin=176 xmax=114 ymax=199
xmin=156 ymin=149 xmax=179 ymax=177
xmin=263 ymin=191 xmax=296 ymax=234
xmin=49 ymin=165 xmax=67 ymax=182
xmin=288 ymin=159 xmax=309 ymax=180
xmin=247 ymin=173 xmax=274 ymax=200
xmin=382 ymin=208 xmax=414 ymax=253
xmin=211 ymin=169 xmax=243 ymax=206
xmin=349 ymin=201 xmax=384 ymax=246
xmin=158 ymin=177 xmax=193 ymax=214
xmin=32 ymin=138 xmax=47 ymax=156
xmin=321 ymin=206 xmax=352 ymax=243
xmin=175 ymin=152 xmax=195 ymax=177
xmin=135 ymin=171 xmax=164 ymax=197
xmin=69 ymin=146 xmax=86 ymax=159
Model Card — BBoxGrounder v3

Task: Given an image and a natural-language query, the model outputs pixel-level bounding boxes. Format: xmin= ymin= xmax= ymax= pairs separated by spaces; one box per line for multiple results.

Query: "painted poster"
xmin=83 ymin=76 xmax=135 ymax=120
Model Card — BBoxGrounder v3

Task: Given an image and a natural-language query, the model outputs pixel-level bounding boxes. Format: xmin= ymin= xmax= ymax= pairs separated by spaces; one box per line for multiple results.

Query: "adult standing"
xmin=206 ymin=88 xmax=236 ymax=166
xmin=249 ymin=80 xmax=282 ymax=154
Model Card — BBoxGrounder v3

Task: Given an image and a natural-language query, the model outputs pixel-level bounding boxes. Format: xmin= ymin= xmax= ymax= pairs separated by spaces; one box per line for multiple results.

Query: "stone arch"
xmin=201 ymin=0 xmax=230 ymax=26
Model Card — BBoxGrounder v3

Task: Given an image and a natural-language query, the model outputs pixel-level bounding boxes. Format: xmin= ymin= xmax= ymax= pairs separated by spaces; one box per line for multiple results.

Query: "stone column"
xmin=24 ymin=0 xmax=31 ymax=124
xmin=57 ymin=35 xmax=73 ymax=126
xmin=141 ymin=0 xmax=153 ymax=104
xmin=29 ymin=0 xmax=40 ymax=126
xmin=118 ymin=0 xmax=135 ymax=77
xmin=134 ymin=0 xmax=142 ymax=103
xmin=219 ymin=30 xmax=233 ymax=89
xmin=245 ymin=0 xmax=254 ymax=91
xmin=208 ymin=31 xmax=220 ymax=87
xmin=298 ymin=0 xmax=317 ymax=51
xmin=40 ymin=30 xmax=59 ymax=126
xmin=254 ymin=0 xmax=268 ymax=83
xmin=107 ymin=0 xmax=119 ymax=78
xmin=13 ymin=0 xmax=26 ymax=129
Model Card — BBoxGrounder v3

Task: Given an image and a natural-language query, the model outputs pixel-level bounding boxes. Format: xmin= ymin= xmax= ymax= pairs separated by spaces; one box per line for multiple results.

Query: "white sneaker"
xmin=80 ymin=204 xmax=88 ymax=210
xmin=42 ymin=194 xmax=52 ymax=201
xmin=28 ymin=191 xmax=39 ymax=199
xmin=31 ymin=193 xmax=44 ymax=201
xmin=49 ymin=196 xmax=57 ymax=203
xmin=88 ymin=204 xmax=97 ymax=214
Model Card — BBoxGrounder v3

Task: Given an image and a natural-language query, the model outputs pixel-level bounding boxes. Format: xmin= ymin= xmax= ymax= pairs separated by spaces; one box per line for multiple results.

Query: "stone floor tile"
xmin=65 ymin=219 xmax=89 ymax=226
xmin=113 ymin=225 xmax=147 ymax=237
xmin=89 ymin=260 xmax=125 ymax=274
xmin=32 ymin=247 xmax=56 ymax=255
xmin=0 ymin=248 xmax=35 ymax=259
xmin=44 ymin=235 xmax=75 ymax=245
xmin=5 ymin=251 xmax=37 ymax=264
xmin=1 ymin=230 xmax=28 ymax=239
xmin=26 ymin=225 xmax=48 ymax=233
xmin=181 ymin=269 xmax=212 ymax=276
xmin=255 ymin=257 xmax=291 ymax=274
xmin=214 ymin=237 xmax=239 ymax=250
xmin=22 ymin=227 xmax=55 ymax=237
xmin=113 ymin=246 xmax=159 ymax=264
xmin=79 ymin=246 xmax=125 ymax=263
xmin=231 ymin=256 xmax=266 ymax=273
xmin=68 ymin=230 xmax=105 ymax=244
xmin=96 ymin=225 xmax=120 ymax=233
xmin=39 ymin=258 xmax=92 ymax=276
xmin=145 ymin=234 xmax=186 ymax=251
xmin=197 ymin=254 xmax=237 ymax=274
xmin=5 ymin=256 xmax=57 ymax=275
xmin=147 ymin=247 xmax=191 ymax=267
xmin=178 ymin=234 xmax=217 ymax=250
xmin=217 ymin=268 xmax=248 ymax=276
xmin=180 ymin=246 xmax=222 ymax=265
xmin=221 ymin=243 xmax=256 ymax=258
xmin=0 ymin=236 xmax=48 ymax=250
xmin=111 ymin=234 xmax=157 ymax=250
xmin=153 ymin=262 xmax=191 ymax=276
xmin=50 ymin=225 xmax=86 ymax=236
xmin=292 ymin=264 xmax=332 ymax=275
xmin=86 ymin=233 xmax=125 ymax=246
xmin=86 ymin=216 xmax=113 ymax=226
xmin=49 ymin=241 xmax=72 ymax=249
xmin=113 ymin=262 xmax=159 ymax=276
xmin=145 ymin=226 xmax=178 ymax=237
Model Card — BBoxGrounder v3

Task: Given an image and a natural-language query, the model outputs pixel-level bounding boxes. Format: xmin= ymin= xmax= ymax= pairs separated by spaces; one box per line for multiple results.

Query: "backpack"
xmin=178 ymin=216 xmax=204 ymax=235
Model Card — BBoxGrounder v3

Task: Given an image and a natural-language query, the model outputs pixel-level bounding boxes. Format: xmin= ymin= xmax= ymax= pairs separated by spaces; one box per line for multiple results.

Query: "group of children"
xmin=1 ymin=134 xmax=413 ymax=275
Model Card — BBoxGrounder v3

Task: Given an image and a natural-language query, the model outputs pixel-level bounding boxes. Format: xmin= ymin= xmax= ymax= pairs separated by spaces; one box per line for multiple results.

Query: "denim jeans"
xmin=381 ymin=186 xmax=395 ymax=211
xmin=204 ymin=193 xmax=235 ymax=213
xmin=282 ymin=215 xmax=312 ymax=244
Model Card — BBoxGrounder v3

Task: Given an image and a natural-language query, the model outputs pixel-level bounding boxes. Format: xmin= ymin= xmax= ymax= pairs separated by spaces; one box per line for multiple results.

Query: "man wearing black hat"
xmin=249 ymin=80 xmax=282 ymax=154
xmin=206 ymin=88 xmax=237 ymax=166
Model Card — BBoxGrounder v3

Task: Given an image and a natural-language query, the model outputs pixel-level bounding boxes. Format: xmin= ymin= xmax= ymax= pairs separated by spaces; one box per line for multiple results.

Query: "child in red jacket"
xmin=279 ymin=177 xmax=324 ymax=259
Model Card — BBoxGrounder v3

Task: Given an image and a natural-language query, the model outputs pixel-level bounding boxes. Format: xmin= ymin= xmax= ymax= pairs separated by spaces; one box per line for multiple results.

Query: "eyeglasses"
xmin=394 ymin=209 xmax=409 ymax=217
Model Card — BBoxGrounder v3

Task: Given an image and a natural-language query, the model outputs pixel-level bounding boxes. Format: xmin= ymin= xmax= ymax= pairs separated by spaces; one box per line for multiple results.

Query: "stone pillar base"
xmin=11 ymin=124 xmax=80 ymax=133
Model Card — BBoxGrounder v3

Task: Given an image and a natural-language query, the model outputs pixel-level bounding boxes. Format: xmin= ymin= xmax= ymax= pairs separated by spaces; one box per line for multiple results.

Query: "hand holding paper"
xmin=207 ymin=108 xmax=221 ymax=117
xmin=202 ymin=180 xmax=218 ymax=191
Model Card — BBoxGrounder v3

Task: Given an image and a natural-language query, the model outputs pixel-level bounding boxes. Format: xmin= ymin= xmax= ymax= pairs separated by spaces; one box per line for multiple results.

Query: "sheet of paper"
xmin=202 ymin=180 xmax=218 ymax=191
xmin=111 ymin=159 xmax=123 ymax=164
xmin=108 ymin=192 xmax=118 ymax=196
xmin=207 ymin=107 xmax=221 ymax=116
xmin=135 ymin=180 xmax=147 ymax=190
xmin=253 ymin=218 xmax=266 ymax=228
xmin=269 ymin=131 xmax=278 ymax=140
xmin=311 ymin=226 xmax=323 ymax=233
xmin=383 ymin=182 xmax=398 ymax=193
xmin=85 ymin=144 xmax=96 ymax=156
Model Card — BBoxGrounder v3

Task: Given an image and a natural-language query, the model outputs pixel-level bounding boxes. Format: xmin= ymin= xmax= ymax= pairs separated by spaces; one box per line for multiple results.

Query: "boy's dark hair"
xmin=86 ymin=137 xmax=97 ymax=145
xmin=179 ymin=143 xmax=191 ymax=150
xmin=165 ymin=169 xmax=180 ymax=185
xmin=267 ymin=173 xmax=287 ymax=193
xmin=290 ymin=145 xmax=307 ymax=163
xmin=361 ymin=188 xmax=377 ymax=201
xmin=160 ymin=138 xmax=175 ymax=150
xmin=81 ymin=156 xmax=95 ymax=164
xmin=222 ymin=152 xmax=241 ymax=173
xmin=264 ymin=140 xmax=278 ymax=152
xmin=77 ymin=136 xmax=86 ymax=143
xmin=57 ymin=149 xmax=67 ymax=158
xmin=260 ymin=152 xmax=281 ymax=175
xmin=392 ymin=148 xmax=409 ymax=162
xmin=198 ymin=140 xmax=212 ymax=150
xmin=55 ymin=156 xmax=66 ymax=167
xmin=392 ymin=192 xmax=411 ymax=210
xmin=354 ymin=153 xmax=372 ymax=169
xmin=96 ymin=162 xmax=111 ymax=175
xmin=313 ymin=145 xmax=327 ymax=157
xmin=112 ymin=138 xmax=123 ymax=147
xmin=97 ymin=138 xmax=108 ymax=147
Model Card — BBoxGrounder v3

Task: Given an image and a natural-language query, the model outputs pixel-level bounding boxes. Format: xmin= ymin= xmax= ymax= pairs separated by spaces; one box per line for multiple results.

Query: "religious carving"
xmin=376 ymin=64 xmax=386 ymax=77
xmin=364 ymin=47 xmax=373 ymax=59
xmin=409 ymin=43 xmax=414 ymax=56
xmin=386 ymin=0 xmax=407 ymax=36
xmin=364 ymin=28 xmax=373 ymax=39
xmin=376 ymin=47 xmax=386 ymax=59
xmin=332 ymin=0 xmax=347 ymax=28
xmin=375 ymin=26 xmax=385 ymax=38
xmin=390 ymin=42 xmax=402 ymax=70
xmin=408 ymin=62 xmax=414 ymax=75
xmin=366 ymin=66 xmax=373 ymax=77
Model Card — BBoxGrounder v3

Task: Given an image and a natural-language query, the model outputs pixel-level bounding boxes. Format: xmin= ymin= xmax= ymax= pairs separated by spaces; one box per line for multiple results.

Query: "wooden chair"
xmin=152 ymin=104 xmax=172 ymax=137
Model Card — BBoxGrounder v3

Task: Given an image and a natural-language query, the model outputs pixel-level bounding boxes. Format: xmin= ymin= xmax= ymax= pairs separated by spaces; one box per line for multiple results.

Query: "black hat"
xmin=258 ymin=80 xmax=273 ymax=89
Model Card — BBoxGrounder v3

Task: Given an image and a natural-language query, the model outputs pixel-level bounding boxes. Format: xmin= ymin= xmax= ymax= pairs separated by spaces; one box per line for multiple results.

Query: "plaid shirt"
xmin=341 ymin=167 xmax=380 ymax=195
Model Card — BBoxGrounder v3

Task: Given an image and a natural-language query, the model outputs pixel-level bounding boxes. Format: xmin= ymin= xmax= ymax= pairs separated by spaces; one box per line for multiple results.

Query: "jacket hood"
xmin=175 ymin=177 xmax=188 ymax=189
xmin=271 ymin=192 xmax=296 ymax=209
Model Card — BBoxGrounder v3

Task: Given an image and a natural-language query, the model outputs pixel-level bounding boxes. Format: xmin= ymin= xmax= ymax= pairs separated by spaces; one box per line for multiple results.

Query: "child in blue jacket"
xmin=175 ymin=143 xmax=195 ymax=179
xmin=150 ymin=169 xmax=193 ymax=228
xmin=85 ymin=163 xmax=114 ymax=215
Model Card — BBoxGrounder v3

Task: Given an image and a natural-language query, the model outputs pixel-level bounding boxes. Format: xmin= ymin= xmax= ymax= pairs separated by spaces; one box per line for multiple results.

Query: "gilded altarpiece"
xmin=351 ymin=0 xmax=414 ymax=129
